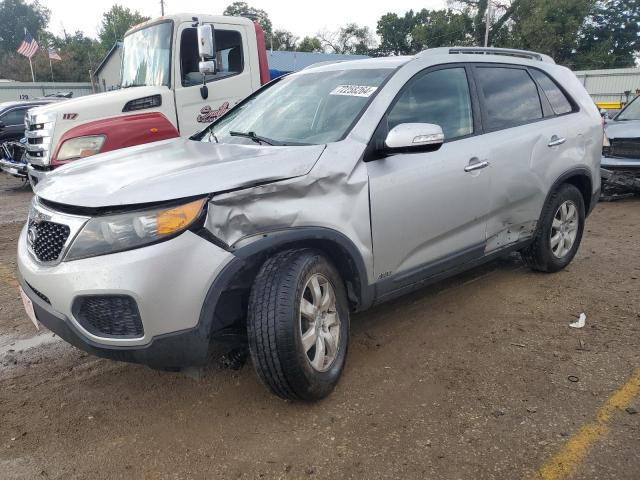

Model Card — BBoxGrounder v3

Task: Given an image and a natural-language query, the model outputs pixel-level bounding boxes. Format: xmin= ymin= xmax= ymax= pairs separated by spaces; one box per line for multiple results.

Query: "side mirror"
xmin=197 ymin=24 xmax=216 ymax=60
xmin=197 ymin=24 xmax=216 ymax=100
xmin=384 ymin=123 xmax=444 ymax=151
xmin=199 ymin=60 xmax=216 ymax=76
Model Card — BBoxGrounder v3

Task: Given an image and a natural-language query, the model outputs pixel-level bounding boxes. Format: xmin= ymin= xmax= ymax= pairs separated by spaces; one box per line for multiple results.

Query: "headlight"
xmin=65 ymin=198 xmax=207 ymax=261
xmin=57 ymin=135 xmax=106 ymax=161
xmin=603 ymin=132 xmax=611 ymax=155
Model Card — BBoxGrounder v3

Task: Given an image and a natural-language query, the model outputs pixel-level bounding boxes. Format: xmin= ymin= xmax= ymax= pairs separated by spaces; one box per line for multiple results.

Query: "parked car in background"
xmin=17 ymin=47 xmax=602 ymax=401
xmin=603 ymin=95 xmax=640 ymax=170
xmin=602 ymin=95 xmax=640 ymax=197
xmin=0 ymin=99 xmax=59 ymax=143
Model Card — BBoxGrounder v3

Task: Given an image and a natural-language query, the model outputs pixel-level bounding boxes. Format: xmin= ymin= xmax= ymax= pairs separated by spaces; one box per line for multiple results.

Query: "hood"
xmin=30 ymin=86 xmax=165 ymax=117
xmin=605 ymin=119 xmax=640 ymax=140
xmin=35 ymin=138 xmax=325 ymax=208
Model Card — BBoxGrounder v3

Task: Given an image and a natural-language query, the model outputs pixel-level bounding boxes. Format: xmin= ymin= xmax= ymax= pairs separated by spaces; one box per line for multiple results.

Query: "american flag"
xmin=17 ymin=29 xmax=39 ymax=58
xmin=48 ymin=47 xmax=61 ymax=61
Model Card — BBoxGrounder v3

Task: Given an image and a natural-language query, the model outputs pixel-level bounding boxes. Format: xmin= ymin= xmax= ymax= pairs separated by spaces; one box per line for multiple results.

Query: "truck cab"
xmin=25 ymin=14 xmax=269 ymax=187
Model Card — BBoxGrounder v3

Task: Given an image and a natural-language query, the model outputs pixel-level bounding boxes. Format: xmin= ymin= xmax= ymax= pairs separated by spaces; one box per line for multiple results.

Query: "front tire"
xmin=247 ymin=249 xmax=350 ymax=401
xmin=521 ymin=183 xmax=585 ymax=272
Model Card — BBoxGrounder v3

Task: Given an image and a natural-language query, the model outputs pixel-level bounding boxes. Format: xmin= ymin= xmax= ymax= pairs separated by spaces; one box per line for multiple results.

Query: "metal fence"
xmin=0 ymin=82 xmax=93 ymax=103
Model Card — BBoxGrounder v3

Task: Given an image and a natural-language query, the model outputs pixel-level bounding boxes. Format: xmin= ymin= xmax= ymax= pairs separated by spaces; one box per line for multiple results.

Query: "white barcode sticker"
xmin=330 ymin=85 xmax=378 ymax=97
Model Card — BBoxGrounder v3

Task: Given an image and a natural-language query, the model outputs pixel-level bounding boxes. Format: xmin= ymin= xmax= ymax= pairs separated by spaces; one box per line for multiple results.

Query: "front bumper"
xmin=27 ymin=164 xmax=52 ymax=188
xmin=17 ymin=226 xmax=235 ymax=367
xmin=0 ymin=158 xmax=27 ymax=178
xmin=601 ymin=155 xmax=640 ymax=170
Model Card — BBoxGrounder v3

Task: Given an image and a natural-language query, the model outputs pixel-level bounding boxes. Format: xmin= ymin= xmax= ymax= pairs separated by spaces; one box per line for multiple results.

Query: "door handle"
xmin=548 ymin=135 xmax=566 ymax=147
xmin=464 ymin=158 xmax=490 ymax=173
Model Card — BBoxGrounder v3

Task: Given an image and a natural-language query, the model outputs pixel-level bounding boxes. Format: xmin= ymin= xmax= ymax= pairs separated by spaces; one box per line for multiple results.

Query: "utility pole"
xmin=160 ymin=0 xmax=165 ymax=16
xmin=484 ymin=0 xmax=492 ymax=47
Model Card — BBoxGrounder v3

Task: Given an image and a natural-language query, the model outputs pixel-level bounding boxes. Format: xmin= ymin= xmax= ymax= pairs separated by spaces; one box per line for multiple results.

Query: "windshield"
xmin=616 ymin=96 xmax=640 ymax=121
xmin=121 ymin=22 xmax=172 ymax=88
xmin=202 ymin=68 xmax=393 ymax=145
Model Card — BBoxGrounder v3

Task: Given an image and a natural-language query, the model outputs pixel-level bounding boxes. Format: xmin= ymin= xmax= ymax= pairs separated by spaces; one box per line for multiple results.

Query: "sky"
xmin=43 ymin=0 xmax=447 ymax=40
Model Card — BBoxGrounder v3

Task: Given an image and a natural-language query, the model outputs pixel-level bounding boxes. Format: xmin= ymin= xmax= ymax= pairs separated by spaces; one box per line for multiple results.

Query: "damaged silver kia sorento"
xmin=17 ymin=48 xmax=602 ymax=400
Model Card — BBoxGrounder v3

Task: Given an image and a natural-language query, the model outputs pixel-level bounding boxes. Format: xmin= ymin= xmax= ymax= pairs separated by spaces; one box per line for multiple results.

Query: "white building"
xmin=94 ymin=42 xmax=122 ymax=92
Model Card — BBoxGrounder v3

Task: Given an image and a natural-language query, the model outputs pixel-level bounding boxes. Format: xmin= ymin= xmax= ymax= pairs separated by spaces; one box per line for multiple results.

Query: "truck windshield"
xmin=121 ymin=22 xmax=172 ymax=88
xmin=616 ymin=97 xmax=640 ymax=121
xmin=202 ymin=68 xmax=393 ymax=145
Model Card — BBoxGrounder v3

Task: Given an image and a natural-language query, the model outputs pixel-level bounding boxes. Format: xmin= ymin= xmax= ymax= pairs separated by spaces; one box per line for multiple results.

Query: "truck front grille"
xmin=28 ymin=220 xmax=70 ymax=262
xmin=73 ymin=296 xmax=144 ymax=338
xmin=25 ymin=113 xmax=55 ymax=165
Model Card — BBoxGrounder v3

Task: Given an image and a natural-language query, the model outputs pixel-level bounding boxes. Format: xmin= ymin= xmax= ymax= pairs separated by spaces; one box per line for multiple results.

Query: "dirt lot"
xmin=0 ymin=173 xmax=638 ymax=480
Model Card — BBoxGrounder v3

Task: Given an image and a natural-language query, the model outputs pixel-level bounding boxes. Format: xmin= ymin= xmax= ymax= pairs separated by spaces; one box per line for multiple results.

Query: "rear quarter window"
xmin=476 ymin=66 xmax=543 ymax=131
xmin=529 ymin=69 xmax=573 ymax=115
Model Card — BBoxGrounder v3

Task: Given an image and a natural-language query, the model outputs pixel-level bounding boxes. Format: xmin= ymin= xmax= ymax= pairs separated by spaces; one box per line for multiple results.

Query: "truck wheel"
xmin=247 ymin=249 xmax=349 ymax=401
xmin=521 ymin=183 xmax=585 ymax=273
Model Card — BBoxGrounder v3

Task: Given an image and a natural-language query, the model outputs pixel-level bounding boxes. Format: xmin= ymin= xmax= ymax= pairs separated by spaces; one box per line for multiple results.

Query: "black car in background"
xmin=0 ymin=99 xmax=60 ymax=143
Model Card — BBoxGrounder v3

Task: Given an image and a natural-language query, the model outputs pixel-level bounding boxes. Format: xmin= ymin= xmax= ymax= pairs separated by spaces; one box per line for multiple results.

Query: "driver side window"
xmin=388 ymin=67 xmax=473 ymax=141
xmin=180 ymin=28 xmax=244 ymax=87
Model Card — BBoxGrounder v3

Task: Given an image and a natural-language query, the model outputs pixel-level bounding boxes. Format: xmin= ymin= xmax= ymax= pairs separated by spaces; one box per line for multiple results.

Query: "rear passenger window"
xmin=529 ymin=69 xmax=573 ymax=115
xmin=388 ymin=67 xmax=473 ymax=140
xmin=476 ymin=67 xmax=542 ymax=131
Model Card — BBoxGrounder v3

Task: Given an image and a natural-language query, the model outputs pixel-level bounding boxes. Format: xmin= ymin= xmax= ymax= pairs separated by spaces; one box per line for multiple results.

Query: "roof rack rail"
xmin=301 ymin=60 xmax=348 ymax=70
xmin=418 ymin=47 xmax=555 ymax=64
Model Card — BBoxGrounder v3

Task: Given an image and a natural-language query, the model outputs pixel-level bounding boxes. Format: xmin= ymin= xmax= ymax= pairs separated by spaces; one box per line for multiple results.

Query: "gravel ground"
xmin=0 ymin=173 xmax=638 ymax=479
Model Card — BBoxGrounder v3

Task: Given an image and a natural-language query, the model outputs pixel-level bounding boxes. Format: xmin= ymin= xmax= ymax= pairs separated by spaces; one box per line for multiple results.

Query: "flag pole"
xmin=29 ymin=57 xmax=35 ymax=82
xmin=49 ymin=56 xmax=54 ymax=81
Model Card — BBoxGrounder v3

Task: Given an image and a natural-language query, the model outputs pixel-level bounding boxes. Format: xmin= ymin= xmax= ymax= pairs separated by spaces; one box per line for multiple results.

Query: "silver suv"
xmin=17 ymin=48 xmax=602 ymax=400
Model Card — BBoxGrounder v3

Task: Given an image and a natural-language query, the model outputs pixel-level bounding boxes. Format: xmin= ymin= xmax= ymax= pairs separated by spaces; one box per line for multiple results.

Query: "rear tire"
xmin=247 ymin=249 xmax=350 ymax=401
xmin=521 ymin=183 xmax=585 ymax=273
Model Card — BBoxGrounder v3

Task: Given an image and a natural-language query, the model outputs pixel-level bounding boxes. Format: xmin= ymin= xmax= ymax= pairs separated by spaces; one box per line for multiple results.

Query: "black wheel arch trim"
xmin=544 ymin=167 xmax=596 ymax=217
xmin=198 ymin=227 xmax=375 ymax=335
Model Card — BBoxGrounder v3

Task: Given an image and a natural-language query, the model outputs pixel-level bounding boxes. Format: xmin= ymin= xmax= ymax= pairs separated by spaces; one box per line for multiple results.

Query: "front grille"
xmin=25 ymin=114 xmax=53 ymax=165
xmin=74 ymin=296 xmax=144 ymax=338
xmin=609 ymin=139 xmax=640 ymax=159
xmin=29 ymin=220 xmax=70 ymax=262
xmin=26 ymin=282 xmax=51 ymax=304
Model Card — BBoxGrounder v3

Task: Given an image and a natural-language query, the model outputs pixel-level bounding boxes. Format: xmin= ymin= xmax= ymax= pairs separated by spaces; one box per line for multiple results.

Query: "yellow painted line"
xmin=0 ymin=262 xmax=18 ymax=288
xmin=532 ymin=368 xmax=640 ymax=480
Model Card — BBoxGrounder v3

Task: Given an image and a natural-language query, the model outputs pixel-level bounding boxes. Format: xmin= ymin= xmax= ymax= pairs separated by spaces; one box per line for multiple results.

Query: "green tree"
xmin=271 ymin=29 xmax=298 ymax=51
xmin=223 ymin=2 xmax=273 ymax=40
xmin=98 ymin=4 xmax=149 ymax=50
xmin=497 ymin=0 xmax=594 ymax=65
xmin=377 ymin=9 xmax=474 ymax=55
xmin=412 ymin=10 xmax=474 ymax=49
xmin=55 ymin=30 xmax=103 ymax=82
xmin=318 ymin=23 xmax=375 ymax=55
xmin=0 ymin=0 xmax=49 ymax=52
xmin=376 ymin=10 xmax=422 ymax=55
xmin=450 ymin=0 xmax=524 ymax=46
xmin=574 ymin=0 xmax=640 ymax=69
xmin=297 ymin=36 xmax=323 ymax=53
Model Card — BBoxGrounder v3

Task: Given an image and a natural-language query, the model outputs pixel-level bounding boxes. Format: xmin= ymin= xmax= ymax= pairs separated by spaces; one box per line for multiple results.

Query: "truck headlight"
xmin=65 ymin=198 xmax=207 ymax=261
xmin=57 ymin=135 xmax=106 ymax=161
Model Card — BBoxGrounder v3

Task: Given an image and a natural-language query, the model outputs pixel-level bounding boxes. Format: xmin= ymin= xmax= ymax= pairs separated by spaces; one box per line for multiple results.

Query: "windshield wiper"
xmin=122 ymin=83 xmax=148 ymax=89
xmin=229 ymin=131 xmax=281 ymax=146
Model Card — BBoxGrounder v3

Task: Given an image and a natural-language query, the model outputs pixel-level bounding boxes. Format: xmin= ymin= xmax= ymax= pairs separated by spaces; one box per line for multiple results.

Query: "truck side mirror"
xmin=197 ymin=24 xmax=216 ymax=62
xmin=197 ymin=24 xmax=217 ymax=100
